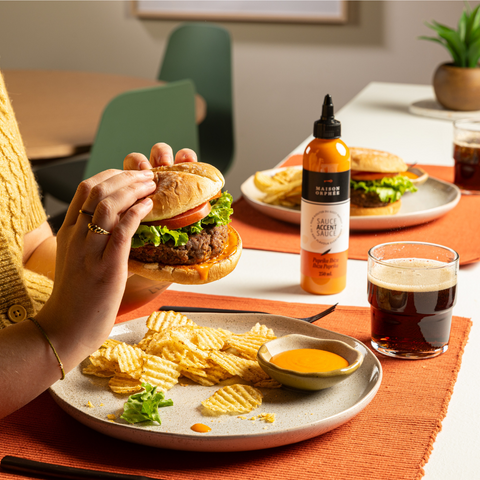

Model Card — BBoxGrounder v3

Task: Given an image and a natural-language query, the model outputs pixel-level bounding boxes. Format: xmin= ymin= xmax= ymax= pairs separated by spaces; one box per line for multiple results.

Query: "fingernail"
xmin=142 ymin=197 xmax=153 ymax=206
xmin=141 ymin=169 xmax=154 ymax=177
xmin=158 ymin=154 xmax=173 ymax=166
xmin=139 ymin=161 xmax=151 ymax=171
xmin=144 ymin=180 xmax=156 ymax=188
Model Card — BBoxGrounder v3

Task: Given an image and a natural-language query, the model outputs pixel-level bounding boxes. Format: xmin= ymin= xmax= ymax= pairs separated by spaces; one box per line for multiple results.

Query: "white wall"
xmin=0 ymin=1 xmax=466 ymax=201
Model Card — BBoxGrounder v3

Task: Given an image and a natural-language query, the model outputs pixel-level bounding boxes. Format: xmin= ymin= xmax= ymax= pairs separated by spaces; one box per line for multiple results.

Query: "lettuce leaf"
xmin=120 ymin=382 xmax=173 ymax=425
xmin=131 ymin=191 xmax=234 ymax=248
xmin=351 ymin=175 xmax=417 ymax=203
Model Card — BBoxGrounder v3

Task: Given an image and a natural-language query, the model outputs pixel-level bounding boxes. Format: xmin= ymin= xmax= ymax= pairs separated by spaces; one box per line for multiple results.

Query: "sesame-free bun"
xmin=128 ymin=226 xmax=242 ymax=285
xmin=350 ymin=200 xmax=402 ymax=217
xmin=142 ymin=162 xmax=225 ymax=222
xmin=351 ymin=147 xmax=408 ymax=173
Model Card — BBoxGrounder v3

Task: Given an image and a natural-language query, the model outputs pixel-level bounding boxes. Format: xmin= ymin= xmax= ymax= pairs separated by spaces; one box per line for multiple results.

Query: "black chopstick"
xmin=159 ymin=306 xmax=267 ymax=314
xmin=0 ymin=456 xmax=161 ymax=480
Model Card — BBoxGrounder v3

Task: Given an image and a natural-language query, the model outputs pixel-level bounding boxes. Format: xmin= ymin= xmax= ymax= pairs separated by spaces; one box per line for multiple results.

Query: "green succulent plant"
xmin=420 ymin=2 xmax=480 ymax=68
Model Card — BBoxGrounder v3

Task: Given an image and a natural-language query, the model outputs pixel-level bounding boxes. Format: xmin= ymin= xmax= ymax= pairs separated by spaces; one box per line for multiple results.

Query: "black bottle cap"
xmin=313 ymin=94 xmax=341 ymax=139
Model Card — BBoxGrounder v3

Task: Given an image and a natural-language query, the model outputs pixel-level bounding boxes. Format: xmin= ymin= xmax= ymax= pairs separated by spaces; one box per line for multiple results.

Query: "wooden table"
xmin=2 ymin=69 xmax=206 ymax=161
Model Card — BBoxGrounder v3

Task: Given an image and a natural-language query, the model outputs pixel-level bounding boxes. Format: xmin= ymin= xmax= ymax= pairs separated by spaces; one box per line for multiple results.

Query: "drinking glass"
xmin=454 ymin=119 xmax=480 ymax=194
xmin=367 ymin=242 xmax=459 ymax=359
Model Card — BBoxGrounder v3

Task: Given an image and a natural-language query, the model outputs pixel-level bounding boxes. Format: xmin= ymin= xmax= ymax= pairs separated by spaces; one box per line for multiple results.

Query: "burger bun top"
xmin=142 ymin=162 xmax=224 ymax=222
xmin=351 ymin=147 xmax=408 ymax=173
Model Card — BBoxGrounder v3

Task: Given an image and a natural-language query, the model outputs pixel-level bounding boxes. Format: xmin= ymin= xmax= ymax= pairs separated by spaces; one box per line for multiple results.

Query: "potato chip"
xmin=201 ymin=384 xmax=263 ymax=414
xmin=171 ymin=331 xmax=209 ymax=361
xmin=146 ymin=310 xmax=196 ymax=332
xmin=87 ymin=350 xmax=117 ymax=372
xmin=82 ymin=364 xmax=115 ymax=378
xmin=140 ymin=354 xmax=181 ymax=392
xmin=248 ymin=323 xmax=276 ymax=339
xmin=226 ymin=333 xmax=272 ymax=360
xmin=195 ymin=327 xmax=228 ymax=351
xmin=108 ymin=373 xmax=142 ymax=395
xmin=99 ymin=338 xmax=123 ymax=349
xmin=209 ymin=351 xmax=269 ymax=384
xmin=112 ymin=343 xmax=144 ymax=373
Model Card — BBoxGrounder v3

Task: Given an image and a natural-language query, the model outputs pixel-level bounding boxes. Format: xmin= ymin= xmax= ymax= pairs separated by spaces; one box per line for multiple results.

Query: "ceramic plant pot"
xmin=433 ymin=63 xmax=480 ymax=111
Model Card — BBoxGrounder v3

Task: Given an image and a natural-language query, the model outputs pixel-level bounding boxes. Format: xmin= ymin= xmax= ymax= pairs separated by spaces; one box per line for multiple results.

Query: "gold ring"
xmin=87 ymin=222 xmax=111 ymax=236
xmin=79 ymin=209 xmax=94 ymax=217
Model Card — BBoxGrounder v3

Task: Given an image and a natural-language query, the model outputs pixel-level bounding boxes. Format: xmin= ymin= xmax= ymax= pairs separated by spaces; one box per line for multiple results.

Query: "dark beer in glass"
xmin=367 ymin=243 xmax=458 ymax=359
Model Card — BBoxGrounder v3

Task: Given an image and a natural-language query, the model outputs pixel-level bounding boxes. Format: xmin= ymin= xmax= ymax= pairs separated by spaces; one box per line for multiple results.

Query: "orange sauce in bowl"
xmin=191 ymin=423 xmax=212 ymax=433
xmin=271 ymin=348 xmax=348 ymax=373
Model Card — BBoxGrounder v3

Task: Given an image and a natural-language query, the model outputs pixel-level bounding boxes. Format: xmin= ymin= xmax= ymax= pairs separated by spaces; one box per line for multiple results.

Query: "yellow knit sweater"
xmin=0 ymin=72 xmax=53 ymax=329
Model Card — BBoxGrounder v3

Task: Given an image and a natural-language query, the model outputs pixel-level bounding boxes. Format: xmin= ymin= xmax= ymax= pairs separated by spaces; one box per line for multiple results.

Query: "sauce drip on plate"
xmin=191 ymin=423 xmax=212 ymax=433
xmin=271 ymin=348 xmax=348 ymax=373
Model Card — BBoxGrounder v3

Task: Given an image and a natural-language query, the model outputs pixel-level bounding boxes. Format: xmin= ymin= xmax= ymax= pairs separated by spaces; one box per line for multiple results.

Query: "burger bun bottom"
xmin=128 ymin=226 xmax=242 ymax=285
xmin=350 ymin=200 xmax=402 ymax=217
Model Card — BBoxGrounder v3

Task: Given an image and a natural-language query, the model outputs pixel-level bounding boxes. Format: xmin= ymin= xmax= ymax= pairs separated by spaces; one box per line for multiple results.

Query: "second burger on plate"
xmin=129 ymin=162 xmax=242 ymax=284
xmin=350 ymin=147 xmax=420 ymax=216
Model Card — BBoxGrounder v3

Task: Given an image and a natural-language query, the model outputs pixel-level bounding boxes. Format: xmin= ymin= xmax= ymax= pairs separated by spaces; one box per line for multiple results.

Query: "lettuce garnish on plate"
xmin=120 ymin=382 xmax=173 ymax=425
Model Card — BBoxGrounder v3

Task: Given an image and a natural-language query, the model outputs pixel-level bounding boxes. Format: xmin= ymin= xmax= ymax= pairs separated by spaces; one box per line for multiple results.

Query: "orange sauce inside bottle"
xmin=191 ymin=423 xmax=212 ymax=433
xmin=271 ymin=348 xmax=348 ymax=373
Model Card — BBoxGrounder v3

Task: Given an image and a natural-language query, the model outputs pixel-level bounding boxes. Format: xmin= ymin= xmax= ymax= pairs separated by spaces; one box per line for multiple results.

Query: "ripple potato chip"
xmin=201 ymin=384 xmax=263 ymax=414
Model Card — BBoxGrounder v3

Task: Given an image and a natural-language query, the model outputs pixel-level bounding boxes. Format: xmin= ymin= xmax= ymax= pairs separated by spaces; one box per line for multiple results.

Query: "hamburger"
xmin=128 ymin=162 xmax=242 ymax=284
xmin=350 ymin=147 xmax=419 ymax=216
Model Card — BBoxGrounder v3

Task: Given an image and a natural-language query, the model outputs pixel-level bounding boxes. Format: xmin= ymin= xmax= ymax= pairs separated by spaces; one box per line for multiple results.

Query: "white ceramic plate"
xmin=241 ymin=167 xmax=460 ymax=231
xmin=50 ymin=313 xmax=382 ymax=452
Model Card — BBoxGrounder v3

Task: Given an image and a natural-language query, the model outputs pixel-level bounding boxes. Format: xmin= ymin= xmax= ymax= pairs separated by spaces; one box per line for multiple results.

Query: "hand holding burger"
xmin=350 ymin=147 xmax=421 ymax=216
xmin=128 ymin=161 xmax=241 ymax=284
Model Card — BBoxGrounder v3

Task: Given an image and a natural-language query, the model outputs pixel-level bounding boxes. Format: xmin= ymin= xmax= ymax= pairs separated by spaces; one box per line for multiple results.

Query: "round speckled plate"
xmin=49 ymin=313 xmax=382 ymax=452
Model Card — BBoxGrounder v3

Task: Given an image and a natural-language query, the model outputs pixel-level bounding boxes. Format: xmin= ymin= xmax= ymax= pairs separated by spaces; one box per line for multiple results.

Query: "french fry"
xmin=254 ymin=167 xmax=302 ymax=208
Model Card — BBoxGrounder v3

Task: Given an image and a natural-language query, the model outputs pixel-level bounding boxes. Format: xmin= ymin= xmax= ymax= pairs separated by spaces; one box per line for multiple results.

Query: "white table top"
xmin=175 ymin=82 xmax=479 ymax=480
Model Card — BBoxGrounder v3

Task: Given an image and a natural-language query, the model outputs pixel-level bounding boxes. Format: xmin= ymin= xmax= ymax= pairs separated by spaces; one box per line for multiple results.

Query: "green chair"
xmin=158 ymin=23 xmax=234 ymax=175
xmin=35 ymin=79 xmax=199 ymax=223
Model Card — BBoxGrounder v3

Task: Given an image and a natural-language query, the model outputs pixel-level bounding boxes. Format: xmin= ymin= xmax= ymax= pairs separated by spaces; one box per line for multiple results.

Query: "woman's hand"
xmin=119 ymin=143 xmax=199 ymax=314
xmin=123 ymin=142 xmax=198 ymax=171
xmin=36 ymin=168 xmax=157 ymax=371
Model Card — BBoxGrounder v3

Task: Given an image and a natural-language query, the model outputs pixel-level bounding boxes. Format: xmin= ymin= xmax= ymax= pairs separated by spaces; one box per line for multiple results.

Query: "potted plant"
xmin=420 ymin=2 xmax=480 ymax=111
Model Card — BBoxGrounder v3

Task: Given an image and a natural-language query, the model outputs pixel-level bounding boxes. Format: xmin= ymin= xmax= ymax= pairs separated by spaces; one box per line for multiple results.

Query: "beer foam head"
xmin=368 ymin=258 xmax=457 ymax=292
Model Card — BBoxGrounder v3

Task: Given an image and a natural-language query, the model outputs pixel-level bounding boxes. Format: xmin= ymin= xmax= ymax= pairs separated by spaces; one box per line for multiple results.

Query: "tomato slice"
xmin=144 ymin=201 xmax=212 ymax=230
xmin=351 ymin=170 xmax=399 ymax=181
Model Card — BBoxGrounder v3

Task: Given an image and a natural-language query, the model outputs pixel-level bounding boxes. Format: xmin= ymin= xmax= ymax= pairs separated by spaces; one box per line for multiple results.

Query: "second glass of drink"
xmin=367 ymin=242 xmax=458 ymax=359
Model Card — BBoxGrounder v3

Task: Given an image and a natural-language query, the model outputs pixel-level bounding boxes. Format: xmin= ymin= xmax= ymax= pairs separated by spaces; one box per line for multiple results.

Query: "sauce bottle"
xmin=300 ymin=94 xmax=350 ymax=295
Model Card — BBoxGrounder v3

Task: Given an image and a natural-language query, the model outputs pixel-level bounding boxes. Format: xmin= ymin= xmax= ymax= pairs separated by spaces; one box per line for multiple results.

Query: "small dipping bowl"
xmin=257 ymin=334 xmax=364 ymax=391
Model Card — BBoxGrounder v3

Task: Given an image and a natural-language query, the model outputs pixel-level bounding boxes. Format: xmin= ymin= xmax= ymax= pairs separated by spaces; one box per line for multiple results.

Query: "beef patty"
xmin=130 ymin=225 xmax=229 ymax=265
xmin=350 ymin=188 xmax=390 ymax=208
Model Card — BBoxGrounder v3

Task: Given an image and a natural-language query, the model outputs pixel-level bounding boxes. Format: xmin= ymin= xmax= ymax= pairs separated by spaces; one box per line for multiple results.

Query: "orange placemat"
xmin=231 ymin=155 xmax=480 ymax=265
xmin=0 ymin=290 xmax=471 ymax=480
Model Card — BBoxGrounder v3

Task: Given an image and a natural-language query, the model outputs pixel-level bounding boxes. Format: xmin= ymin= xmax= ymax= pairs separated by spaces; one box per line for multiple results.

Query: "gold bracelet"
xmin=29 ymin=318 xmax=65 ymax=380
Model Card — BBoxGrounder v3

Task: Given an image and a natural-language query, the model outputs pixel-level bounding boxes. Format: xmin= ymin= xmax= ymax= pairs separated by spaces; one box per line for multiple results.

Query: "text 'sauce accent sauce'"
xmin=300 ymin=94 xmax=351 ymax=294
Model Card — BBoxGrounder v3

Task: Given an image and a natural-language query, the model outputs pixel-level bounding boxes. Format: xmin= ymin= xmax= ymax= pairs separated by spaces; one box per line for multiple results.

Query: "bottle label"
xmin=302 ymin=170 xmax=350 ymax=203
xmin=301 ymin=170 xmax=350 ymax=255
